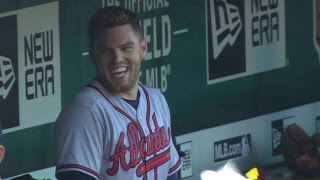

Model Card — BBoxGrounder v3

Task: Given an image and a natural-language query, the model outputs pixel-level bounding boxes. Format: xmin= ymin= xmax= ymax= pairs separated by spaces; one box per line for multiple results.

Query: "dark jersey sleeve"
xmin=56 ymin=171 xmax=97 ymax=180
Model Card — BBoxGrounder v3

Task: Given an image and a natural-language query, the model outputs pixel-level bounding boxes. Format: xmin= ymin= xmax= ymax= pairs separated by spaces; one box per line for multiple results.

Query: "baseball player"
xmin=55 ymin=6 xmax=182 ymax=180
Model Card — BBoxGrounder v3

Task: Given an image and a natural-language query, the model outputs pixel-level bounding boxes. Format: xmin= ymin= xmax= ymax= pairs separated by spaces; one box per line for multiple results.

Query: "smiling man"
xmin=55 ymin=6 xmax=182 ymax=180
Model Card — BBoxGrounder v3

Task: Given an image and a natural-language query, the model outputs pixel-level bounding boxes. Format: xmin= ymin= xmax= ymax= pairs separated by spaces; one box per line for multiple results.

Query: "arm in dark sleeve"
xmin=167 ymin=173 xmax=179 ymax=180
xmin=57 ymin=171 xmax=96 ymax=180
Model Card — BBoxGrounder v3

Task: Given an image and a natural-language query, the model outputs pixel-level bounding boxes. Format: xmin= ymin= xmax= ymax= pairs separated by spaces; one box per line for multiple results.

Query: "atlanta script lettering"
xmin=107 ymin=113 xmax=170 ymax=176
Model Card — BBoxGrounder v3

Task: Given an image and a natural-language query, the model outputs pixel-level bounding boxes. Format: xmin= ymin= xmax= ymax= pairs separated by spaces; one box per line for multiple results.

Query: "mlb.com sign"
xmin=214 ymin=134 xmax=251 ymax=162
xmin=206 ymin=0 xmax=286 ymax=84
xmin=0 ymin=2 xmax=61 ymax=131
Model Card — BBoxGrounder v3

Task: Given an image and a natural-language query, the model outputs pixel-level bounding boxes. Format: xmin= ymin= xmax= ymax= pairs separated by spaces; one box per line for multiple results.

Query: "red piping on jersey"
xmin=169 ymin=157 xmax=183 ymax=174
xmin=87 ymin=84 xmax=145 ymax=137
xmin=140 ymin=85 xmax=160 ymax=179
xmin=56 ymin=164 xmax=99 ymax=178
xmin=140 ymin=85 xmax=151 ymax=132
xmin=136 ymin=148 xmax=171 ymax=176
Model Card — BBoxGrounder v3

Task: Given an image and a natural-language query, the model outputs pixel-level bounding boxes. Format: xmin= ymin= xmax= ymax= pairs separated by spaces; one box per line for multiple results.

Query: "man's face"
xmin=90 ymin=24 xmax=146 ymax=98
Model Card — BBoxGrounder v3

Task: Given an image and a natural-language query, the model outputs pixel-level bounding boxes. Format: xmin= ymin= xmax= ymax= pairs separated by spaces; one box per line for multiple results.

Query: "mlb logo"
xmin=0 ymin=14 xmax=19 ymax=129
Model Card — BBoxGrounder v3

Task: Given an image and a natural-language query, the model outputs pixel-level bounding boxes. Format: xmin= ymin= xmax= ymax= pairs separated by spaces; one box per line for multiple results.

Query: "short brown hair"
xmin=88 ymin=6 xmax=143 ymax=46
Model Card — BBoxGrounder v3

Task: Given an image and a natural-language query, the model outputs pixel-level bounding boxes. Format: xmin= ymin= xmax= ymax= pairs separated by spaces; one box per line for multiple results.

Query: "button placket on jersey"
xmin=139 ymin=114 xmax=148 ymax=153
xmin=136 ymin=113 xmax=148 ymax=134
xmin=136 ymin=111 xmax=150 ymax=154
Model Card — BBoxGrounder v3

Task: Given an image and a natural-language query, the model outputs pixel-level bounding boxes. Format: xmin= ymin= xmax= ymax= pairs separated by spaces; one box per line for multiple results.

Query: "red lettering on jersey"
xmin=106 ymin=113 xmax=171 ymax=176
xmin=106 ymin=133 xmax=128 ymax=175
xmin=128 ymin=123 xmax=140 ymax=167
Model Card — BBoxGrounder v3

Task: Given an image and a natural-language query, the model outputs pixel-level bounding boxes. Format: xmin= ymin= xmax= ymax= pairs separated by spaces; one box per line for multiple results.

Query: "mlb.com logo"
xmin=214 ymin=134 xmax=251 ymax=162
xmin=207 ymin=0 xmax=246 ymax=81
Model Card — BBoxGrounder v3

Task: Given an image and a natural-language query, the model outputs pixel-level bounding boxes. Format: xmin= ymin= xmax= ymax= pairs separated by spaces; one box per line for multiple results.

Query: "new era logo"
xmin=207 ymin=0 xmax=245 ymax=81
xmin=0 ymin=55 xmax=16 ymax=99
xmin=0 ymin=14 xmax=19 ymax=129
xmin=210 ymin=0 xmax=242 ymax=59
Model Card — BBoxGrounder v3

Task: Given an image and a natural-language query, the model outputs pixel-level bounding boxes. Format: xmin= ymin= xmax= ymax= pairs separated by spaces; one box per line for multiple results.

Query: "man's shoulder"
xmin=67 ymin=84 xmax=105 ymax=108
xmin=56 ymin=86 xmax=106 ymax=123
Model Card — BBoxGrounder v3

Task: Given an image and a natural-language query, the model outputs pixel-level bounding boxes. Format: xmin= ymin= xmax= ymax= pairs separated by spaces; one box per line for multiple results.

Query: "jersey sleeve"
xmin=56 ymin=171 xmax=97 ymax=180
xmin=55 ymin=105 xmax=104 ymax=179
xmin=168 ymin=131 xmax=183 ymax=176
xmin=158 ymin=92 xmax=183 ymax=176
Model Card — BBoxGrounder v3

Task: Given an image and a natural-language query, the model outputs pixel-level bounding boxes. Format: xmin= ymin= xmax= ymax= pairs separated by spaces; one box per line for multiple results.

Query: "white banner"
xmin=206 ymin=0 xmax=286 ymax=84
xmin=0 ymin=2 xmax=61 ymax=133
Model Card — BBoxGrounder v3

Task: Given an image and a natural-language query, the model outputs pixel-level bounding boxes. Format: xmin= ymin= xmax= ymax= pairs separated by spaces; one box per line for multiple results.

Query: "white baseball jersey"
xmin=55 ymin=79 xmax=182 ymax=180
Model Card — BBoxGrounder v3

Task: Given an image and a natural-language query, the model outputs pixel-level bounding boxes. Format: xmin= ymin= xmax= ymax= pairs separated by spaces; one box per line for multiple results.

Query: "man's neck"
xmin=96 ymin=76 xmax=139 ymax=100
xmin=116 ymin=88 xmax=139 ymax=100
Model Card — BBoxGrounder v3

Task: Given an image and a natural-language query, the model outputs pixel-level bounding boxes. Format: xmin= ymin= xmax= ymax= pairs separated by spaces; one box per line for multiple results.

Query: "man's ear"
xmin=140 ymin=39 xmax=147 ymax=60
xmin=0 ymin=145 xmax=5 ymax=163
